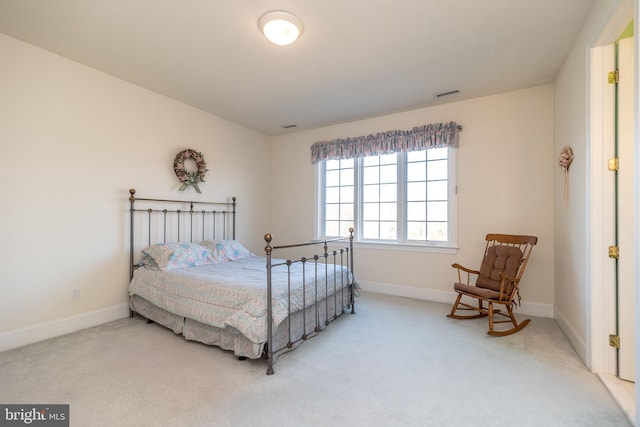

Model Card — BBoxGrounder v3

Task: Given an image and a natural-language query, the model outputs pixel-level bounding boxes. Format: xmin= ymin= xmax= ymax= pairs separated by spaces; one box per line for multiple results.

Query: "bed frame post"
xmin=349 ymin=227 xmax=355 ymax=314
xmin=232 ymin=197 xmax=237 ymax=240
xmin=129 ymin=189 xmax=136 ymax=318
xmin=264 ymin=233 xmax=274 ymax=375
xmin=129 ymin=189 xmax=137 ymax=281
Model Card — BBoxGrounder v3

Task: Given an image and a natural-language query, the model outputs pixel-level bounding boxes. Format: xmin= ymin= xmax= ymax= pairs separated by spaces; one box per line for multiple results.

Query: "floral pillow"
xmin=142 ymin=242 xmax=213 ymax=271
xmin=199 ymin=239 xmax=253 ymax=262
xmin=138 ymin=253 xmax=160 ymax=270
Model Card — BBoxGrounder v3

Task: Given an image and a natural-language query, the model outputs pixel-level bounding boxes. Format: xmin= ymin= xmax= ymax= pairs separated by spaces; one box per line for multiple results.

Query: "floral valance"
xmin=310 ymin=121 xmax=462 ymax=163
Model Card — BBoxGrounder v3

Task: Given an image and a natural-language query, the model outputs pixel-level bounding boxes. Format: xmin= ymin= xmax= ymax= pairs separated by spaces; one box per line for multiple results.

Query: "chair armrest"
xmin=452 ymin=263 xmax=479 ymax=285
xmin=452 ymin=263 xmax=479 ymax=275
xmin=498 ymin=272 xmax=519 ymax=300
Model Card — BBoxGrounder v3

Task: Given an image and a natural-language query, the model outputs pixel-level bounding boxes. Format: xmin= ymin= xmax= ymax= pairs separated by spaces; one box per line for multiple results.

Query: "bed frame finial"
xmin=264 ymin=233 xmax=273 ymax=254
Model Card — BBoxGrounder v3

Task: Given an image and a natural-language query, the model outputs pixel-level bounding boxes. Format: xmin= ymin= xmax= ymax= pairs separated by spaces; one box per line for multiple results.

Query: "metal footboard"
xmin=264 ymin=229 xmax=355 ymax=375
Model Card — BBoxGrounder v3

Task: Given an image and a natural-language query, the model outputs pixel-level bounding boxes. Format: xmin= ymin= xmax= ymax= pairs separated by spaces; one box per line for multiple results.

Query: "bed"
xmin=127 ymin=189 xmax=357 ymax=374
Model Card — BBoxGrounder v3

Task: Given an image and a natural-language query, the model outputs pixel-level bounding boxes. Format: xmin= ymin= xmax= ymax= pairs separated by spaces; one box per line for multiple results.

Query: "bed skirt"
xmin=130 ymin=291 xmax=350 ymax=360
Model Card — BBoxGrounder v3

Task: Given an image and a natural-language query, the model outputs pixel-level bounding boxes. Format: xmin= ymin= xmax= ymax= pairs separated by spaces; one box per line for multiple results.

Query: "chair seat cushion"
xmin=454 ymin=282 xmax=504 ymax=301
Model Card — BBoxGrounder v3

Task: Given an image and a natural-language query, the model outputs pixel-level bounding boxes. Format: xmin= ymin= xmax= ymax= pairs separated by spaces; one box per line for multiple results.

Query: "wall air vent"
xmin=434 ymin=90 xmax=460 ymax=99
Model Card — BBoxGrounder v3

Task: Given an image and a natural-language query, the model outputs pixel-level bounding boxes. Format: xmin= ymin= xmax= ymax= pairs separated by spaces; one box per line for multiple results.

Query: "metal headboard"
xmin=128 ymin=188 xmax=236 ymax=279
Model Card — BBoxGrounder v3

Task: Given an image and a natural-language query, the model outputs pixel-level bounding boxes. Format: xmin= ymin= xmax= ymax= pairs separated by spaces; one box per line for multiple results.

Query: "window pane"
xmin=427 ymin=222 xmax=448 ymax=241
xmin=427 ymin=181 xmax=448 ymax=201
xmin=407 ymin=222 xmax=426 ymax=240
xmin=326 ymin=159 xmax=340 ymax=170
xmin=363 ymin=221 xmax=379 ymax=239
xmin=380 ymin=154 xmax=396 ymax=165
xmin=380 ymin=164 xmax=397 ymax=183
xmin=427 ymin=148 xmax=448 ymax=160
xmin=326 ymin=204 xmax=340 ymax=220
xmin=379 ymin=184 xmax=397 ymax=202
xmin=323 ymin=159 xmax=355 ymax=238
xmin=363 ymin=203 xmax=379 ymax=220
xmin=340 ymin=186 xmax=354 ymax=203
xmin=340 ymin=169 xmax=354 ymax=185
xmin=407 ymin=161 xmax=426 ymax=181
xmin=363 ymin=166 xmax=379 ymax=184
xmin=379 ymin=222 xmax=396 ymax=240
xmin=380 ymin=203 xmax=397 ymax=221
xmin=427 ymin=201 xmax=447 ymax=221
xmin=407 ymin=150 xmax=426 ymax=161
xmin=363 ymin=184 xmax=380 ymax=202
xmin=340 ymin=204 xmax=354 ymax=221
xmin=407 ymin=182 xmax=426 ymax=201
xmin=427 ymin=159 xmax=448 ymax=180
xmin=407 ymin=202 xmax=426 ymax=221
xmin=326 ymin=187 xmax=339 ymax=203
xmin=326 ymin=170 xmax=340 ymax=186
xmin=340 ymin=158 xmax=354 ymax=168
xmin=326 ymin=221 xmax=339 ymax=236
xmin=363 ymin=156 xmax=379 ymax=166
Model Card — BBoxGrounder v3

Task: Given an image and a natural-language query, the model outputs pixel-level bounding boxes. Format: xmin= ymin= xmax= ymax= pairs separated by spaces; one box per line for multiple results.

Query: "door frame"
xmin=587 ymin=2 xmax=635 ymax=376
xmin=589 ymin=42 xmax=617 ymax=376
xmin=617 ymin=36 xmax=635 ymax=382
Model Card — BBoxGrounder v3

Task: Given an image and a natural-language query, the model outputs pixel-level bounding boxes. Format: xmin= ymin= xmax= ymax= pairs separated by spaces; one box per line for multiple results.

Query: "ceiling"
xmin=0 ymin=0 xmax=597 ymax=136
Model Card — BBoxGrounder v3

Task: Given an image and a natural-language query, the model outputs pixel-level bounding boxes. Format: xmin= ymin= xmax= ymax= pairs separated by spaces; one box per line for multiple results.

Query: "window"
xmin=318 ymin=148 xmax=456 ymax=247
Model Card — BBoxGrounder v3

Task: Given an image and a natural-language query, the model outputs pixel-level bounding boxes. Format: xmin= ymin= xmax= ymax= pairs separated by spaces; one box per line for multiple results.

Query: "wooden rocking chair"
xmin=447 ymin=234 xmax=537 ymax=336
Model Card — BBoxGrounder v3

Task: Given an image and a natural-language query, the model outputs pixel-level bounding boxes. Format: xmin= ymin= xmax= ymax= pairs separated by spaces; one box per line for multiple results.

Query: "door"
xmin=616 ymin=36 xmax=635 ymax=382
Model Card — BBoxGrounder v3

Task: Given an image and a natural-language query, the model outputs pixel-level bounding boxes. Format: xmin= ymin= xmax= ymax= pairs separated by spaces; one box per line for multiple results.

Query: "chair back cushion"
xmin=476 ymin=245 xmax=523 ymax=294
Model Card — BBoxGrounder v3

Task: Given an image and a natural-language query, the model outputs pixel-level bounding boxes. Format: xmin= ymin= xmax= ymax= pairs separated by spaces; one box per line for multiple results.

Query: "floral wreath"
xmin=174 ymin=149 xmax=208 ymax=193
xmin=558 ymin=146 xmax=574 ymax=205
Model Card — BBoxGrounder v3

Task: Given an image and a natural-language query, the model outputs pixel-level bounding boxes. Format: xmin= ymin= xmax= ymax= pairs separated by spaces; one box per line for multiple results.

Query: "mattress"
xmin=128 ymin=255 xmax=354 ymax=348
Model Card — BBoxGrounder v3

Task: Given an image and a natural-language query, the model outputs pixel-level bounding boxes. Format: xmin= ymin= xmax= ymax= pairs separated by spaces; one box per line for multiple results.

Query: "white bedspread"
xmin=128 ymin=256 xmax=353 ymax=344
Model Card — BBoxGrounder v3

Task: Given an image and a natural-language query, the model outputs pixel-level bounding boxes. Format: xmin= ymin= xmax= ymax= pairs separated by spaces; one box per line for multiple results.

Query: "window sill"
xmin=352 ymin=240 xmax=458 ymax=254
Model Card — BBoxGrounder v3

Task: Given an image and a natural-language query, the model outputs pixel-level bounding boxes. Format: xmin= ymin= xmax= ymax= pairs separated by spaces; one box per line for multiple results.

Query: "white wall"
xmin=0 ymin=32 xmax=556 ymax=351
xmin=552 ymin=11 xmax=593 ymax=358
xmin=270 ymin=85 xmax=555 ymax=314
xmin=0 ymin=34 xmax=271 ymax=349
xmin=553 ymin=0 xmax=632 ymax=365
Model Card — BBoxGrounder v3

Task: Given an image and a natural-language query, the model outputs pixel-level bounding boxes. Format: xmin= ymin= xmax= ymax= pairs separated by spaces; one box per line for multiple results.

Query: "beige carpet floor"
xmin=0 ymin=292 xmax=632 ymax=426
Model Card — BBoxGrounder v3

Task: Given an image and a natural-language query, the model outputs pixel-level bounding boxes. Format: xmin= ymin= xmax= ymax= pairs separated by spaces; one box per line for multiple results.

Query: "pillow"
xmin=200 ymin=239 xmax=253 ymax=262
xmin=138 ymin=253 xmax=160 ymax=269
xmin=142 ymin=242 xmax=213 ymax=271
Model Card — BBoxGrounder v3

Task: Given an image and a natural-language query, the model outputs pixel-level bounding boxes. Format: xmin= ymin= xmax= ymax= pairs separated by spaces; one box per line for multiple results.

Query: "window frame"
xmin=315 ymin=148 xmax=458 ymax=253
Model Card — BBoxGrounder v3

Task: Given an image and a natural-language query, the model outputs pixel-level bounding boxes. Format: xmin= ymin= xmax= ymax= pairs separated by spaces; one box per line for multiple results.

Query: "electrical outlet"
xmin=71 ymin=288 xmax=80 ymax=300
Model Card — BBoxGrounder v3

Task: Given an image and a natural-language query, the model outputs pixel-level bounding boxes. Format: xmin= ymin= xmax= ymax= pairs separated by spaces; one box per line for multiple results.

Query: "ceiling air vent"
xmin=434 ymin=90 xmax=460 ymax=99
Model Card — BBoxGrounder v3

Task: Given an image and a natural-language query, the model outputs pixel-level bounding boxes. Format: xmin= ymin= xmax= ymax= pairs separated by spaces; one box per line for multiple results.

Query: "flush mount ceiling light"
xmin=258 ymin=11 xmax=303 ymax=46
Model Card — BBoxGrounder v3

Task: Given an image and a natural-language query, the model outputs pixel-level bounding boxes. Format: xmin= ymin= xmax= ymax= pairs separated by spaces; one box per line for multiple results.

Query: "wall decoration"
xmin=174 ymin=149 xmax=208 ymax=193
xmin=558 ymin=146 xmax=574 ymax=204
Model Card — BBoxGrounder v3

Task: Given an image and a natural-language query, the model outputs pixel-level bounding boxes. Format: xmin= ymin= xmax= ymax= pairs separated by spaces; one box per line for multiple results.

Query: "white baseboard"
xmin=361 ymin=280 xmax=454 ymax=304
xmin=359 ymin=280 xmax=554 ymax=318
xmin=554 ymin=305 xmax=588 ymax=365
xmin=0 ymin=304 xmax=130 ymax=353
xmin=1 ymin=283 xmax=555 ymax=353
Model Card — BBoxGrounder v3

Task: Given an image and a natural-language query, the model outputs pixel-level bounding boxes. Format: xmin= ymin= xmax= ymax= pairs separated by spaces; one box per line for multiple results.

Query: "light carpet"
xmin=0 ymin=292 xmax=632 ymax=426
